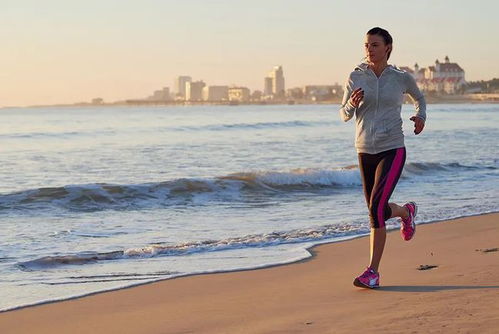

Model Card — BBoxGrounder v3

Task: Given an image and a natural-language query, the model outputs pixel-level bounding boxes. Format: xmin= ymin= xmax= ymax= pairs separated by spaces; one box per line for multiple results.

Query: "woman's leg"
xmin=358 ymin=153 xmax=376 ymax=208
xmin=388 ymin=202 xmax=409 ymax=219
xmin=369 ymin=204 xmax=408 ymax=272
xmin=358 ymin=152 xmax=383 ymax=271
xmin=369 ymin=226 xmax=386 ymax=272
xmin=367 ymin=147 xmax=406 ymax=272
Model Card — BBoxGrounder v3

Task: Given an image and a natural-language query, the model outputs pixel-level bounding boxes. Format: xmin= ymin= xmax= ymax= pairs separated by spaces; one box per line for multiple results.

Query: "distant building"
xmin=203 ymin=86 xmax=229 ymax=101
xmin=286 ymin=88 xmax=304 ymax=100
xmin=148 ymin=87 xmax=171 ymax=101
xmin=264 ymin=77 xmax=273 ymax=96
xmin=228 ymin=87 xmax=250 ymax=102
xmin=251 ymin=90 xmax=263 ymax=102
xmin=398 ymin=66 xmax=416 ymax=76
xmin=91 ymin=97 xmax=104 ymax=104
xmin=401 ymin=56 xmax=466 ymax=94
xmin=264 ymin=66 xmax=285 ymax=99
xmin=302 ymin=84 xmax=343 ymax=101
xmin=174 ymin=76 xmax=192 ymax=99
xmin=186 ymin=81 xmax=206 ymax=101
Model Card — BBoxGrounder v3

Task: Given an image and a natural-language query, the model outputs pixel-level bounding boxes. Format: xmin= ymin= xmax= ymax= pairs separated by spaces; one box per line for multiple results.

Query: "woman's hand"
xmin=348 ymin=88 xmax=364 ymax=108
xmin=410 ymin=116 xmax=425 ymax=135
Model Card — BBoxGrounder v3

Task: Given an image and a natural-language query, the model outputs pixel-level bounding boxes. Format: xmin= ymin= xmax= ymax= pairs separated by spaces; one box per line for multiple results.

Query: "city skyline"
xmin=1 ymin=0 xmax=498 ymax=107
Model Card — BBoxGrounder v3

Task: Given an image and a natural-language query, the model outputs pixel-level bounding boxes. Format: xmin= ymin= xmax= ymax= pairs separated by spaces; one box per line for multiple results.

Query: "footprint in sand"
xmin=475 ymin=248 xmax=498 ymax=253
xmin=418 ymin=264 xmax=438 ymax=270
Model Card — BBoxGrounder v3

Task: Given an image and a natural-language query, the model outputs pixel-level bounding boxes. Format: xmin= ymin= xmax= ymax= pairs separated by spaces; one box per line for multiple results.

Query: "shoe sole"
xmin=353 ymin=278 xmax=379 ymax=289
xmin=402 ymin=202 xmax=417 ymax=241
xmin=409 ymin=201 xmax=417 ymax=238
xmin=410 ymin=201 xmax=418 ymax=219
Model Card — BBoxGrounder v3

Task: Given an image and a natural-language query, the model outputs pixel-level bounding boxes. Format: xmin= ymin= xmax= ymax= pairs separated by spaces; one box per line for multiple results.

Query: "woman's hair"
xmin=367 ymin=27 xmax=393 ymax=60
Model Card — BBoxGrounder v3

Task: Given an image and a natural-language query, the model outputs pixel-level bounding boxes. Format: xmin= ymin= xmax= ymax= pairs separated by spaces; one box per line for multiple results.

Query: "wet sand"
xmin=1 ymin=213 xmax=498 ymax=333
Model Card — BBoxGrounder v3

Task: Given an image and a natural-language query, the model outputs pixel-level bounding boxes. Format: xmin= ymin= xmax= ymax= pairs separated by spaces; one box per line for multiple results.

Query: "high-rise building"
xmin=186 ymin=81 xmax=206 ymax=101
xmin=203 ymin=86 xmax=229 ymax=101
xmin=264 ymin=66 xmax=285 ymax=98
xmin=271 ymin=66 xmax=285 ymax=96
xmin=264 ymin=77 xmax=273 ymax=96
xmin=174 ymin=76 xmax=192 ymax=99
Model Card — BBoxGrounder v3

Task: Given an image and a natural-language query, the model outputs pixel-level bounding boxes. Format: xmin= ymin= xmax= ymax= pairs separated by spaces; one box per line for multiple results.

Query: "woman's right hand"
xmin=348 ymin=88 xmax=364 ymax=108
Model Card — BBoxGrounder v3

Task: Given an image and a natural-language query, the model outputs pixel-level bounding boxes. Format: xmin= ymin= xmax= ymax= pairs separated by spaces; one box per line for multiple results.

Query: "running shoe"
xmin=401 ymin=201 xmax=418 ymax=241
xmin=353 ymin=267 xmax=380 ymax=289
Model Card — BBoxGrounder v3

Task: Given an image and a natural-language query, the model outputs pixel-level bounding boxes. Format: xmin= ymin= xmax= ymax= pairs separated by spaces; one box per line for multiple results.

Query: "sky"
xmin=1 ymin=0 xmax=498 ymax=107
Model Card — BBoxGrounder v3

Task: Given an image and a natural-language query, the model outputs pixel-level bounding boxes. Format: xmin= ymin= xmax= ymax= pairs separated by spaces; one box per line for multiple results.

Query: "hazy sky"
xmin=2 ymin=0 xmax=498 ymax=106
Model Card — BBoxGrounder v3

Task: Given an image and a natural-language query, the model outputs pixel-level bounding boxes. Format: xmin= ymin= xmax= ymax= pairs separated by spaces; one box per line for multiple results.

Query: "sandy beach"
xmin=1 ymin=213 xmax=498 ymax=334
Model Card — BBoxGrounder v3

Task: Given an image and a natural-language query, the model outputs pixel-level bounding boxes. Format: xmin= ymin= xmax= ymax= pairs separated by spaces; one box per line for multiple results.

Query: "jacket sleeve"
xmin=339 ymin=76 xmax=356 ymax=122
xmin=404 ymin=72 xmax=427 ymax=121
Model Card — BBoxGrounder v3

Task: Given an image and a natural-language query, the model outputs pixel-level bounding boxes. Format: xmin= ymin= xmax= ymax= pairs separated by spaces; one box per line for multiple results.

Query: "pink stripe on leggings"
xmin=377 ymin=148 xmax=405 ymax=227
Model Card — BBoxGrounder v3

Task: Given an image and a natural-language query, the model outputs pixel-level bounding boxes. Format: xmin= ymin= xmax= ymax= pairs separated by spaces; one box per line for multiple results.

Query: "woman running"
xmin=339 ymin=27 xmax=427 ymax=289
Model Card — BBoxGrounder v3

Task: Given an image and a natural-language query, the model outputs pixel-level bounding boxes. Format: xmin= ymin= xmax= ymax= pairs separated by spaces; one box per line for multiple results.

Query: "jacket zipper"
xmin=370 ymin=67 xmax=388 ymax=153
xmin=374 ymin=76 xmax=378 ymax=152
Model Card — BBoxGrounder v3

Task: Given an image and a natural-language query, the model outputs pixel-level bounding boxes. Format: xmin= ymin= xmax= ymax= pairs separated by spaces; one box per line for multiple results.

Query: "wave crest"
xmin=18 ymin=222 xmax=369 ymax=270
xmin=1 ymin=161 xmax=490 ymax=213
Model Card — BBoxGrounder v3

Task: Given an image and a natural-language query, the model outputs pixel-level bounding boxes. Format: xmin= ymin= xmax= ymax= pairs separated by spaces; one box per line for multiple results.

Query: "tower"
xmin=174 ymin=76 xmax=192 ymax=99
xmin=267 ymin=65 xmax=285 ymax=98
xmin=264 ymin=77 xmax=273 ymax=96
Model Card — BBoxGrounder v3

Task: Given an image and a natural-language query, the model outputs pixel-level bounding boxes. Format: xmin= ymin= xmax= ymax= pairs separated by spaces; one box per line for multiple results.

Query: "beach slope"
xmin=1 ymin=213 xmax=498 ymax=333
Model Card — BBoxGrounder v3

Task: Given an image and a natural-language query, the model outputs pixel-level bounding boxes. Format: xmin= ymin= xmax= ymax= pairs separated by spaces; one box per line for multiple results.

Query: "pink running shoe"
xmin=353 ymin=267 xmax=380 ymax=289
xmin=401 ymin=201 xmax=418 ymax=241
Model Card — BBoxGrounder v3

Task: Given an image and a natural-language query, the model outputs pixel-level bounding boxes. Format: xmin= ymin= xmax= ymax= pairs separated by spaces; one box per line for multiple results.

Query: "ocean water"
xmin=0 ymin=104 xmax=497 ymax=311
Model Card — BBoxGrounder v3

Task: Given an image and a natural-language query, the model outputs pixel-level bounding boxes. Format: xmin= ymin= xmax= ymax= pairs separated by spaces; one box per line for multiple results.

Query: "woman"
xmin=339 ymin=27 xmax=426 ymax=289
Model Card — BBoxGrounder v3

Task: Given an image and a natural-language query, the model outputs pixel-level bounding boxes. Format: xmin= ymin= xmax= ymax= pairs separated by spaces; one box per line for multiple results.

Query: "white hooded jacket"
xmin=339 ymin=63 xmax=426 ymax=154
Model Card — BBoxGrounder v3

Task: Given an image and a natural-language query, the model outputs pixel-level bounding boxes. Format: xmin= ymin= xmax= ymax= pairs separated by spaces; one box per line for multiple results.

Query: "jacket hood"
xmin=354 ymin=63 xmax=397 ymax=72
xmin=354 ymin=63 xmax=370 ymax=71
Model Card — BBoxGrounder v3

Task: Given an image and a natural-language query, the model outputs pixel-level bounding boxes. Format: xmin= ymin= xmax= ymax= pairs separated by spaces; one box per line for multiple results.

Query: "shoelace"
xmin=360 ymin=268 xmax=375 ymax=278
xmin=402 ymin=205 xmax=414 ymax=224
xmin=403 ymin=214 xmax=413 ymax=226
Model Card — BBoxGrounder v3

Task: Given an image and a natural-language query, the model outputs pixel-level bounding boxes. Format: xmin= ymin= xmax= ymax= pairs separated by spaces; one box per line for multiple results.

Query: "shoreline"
xmin=1 ymin=211 xmax=495 ymax=314
xmin=1 ymin=212 xmax=498 ymax=333
xmin=1 ymin=98 xmax=498 ymax=110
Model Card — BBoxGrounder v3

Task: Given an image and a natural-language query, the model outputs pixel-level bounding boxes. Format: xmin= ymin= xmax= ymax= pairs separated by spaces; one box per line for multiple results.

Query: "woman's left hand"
xmin=410 ymin=116 xmax=425 ymax=135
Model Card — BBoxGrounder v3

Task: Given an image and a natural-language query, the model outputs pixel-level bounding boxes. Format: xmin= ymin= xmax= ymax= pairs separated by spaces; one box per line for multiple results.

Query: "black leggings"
xmin=358 ymin=147 xmax=406 ymax=228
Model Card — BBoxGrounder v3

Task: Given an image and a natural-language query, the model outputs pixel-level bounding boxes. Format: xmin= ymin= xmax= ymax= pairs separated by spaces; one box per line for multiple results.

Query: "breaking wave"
xmin=0 ymin=162 xmax=491 ymax=213
xmin=18 ymin=221 xmax=369 ymax=270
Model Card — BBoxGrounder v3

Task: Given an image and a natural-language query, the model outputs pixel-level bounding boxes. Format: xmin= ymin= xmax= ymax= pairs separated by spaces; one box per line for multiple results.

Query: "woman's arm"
xmin=405 ymin=73 xmax=426 ymax=134
xmin=404 ymin=72 xmax=426 ymax=121
xmin=339 ymin=77 xmax=360 ymax=122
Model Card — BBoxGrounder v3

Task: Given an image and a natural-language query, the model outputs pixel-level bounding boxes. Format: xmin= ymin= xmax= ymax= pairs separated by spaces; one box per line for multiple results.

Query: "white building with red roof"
xmin=400 ymin=56 xmax=466 ymax=94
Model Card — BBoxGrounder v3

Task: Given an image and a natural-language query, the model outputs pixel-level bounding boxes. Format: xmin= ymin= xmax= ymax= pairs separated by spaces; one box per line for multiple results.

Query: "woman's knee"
xmin=368 ymin=207 xmax=384 ymax=228
xmin=368 ymin=203 xmax=389 ymax=228
xmin=383 ymin=204 xmax=392 ymax=221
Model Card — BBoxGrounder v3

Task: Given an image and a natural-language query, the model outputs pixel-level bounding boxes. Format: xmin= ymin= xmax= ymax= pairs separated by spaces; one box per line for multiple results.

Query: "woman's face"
xmin=364 ymin=34 xmax=391 ymax=63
